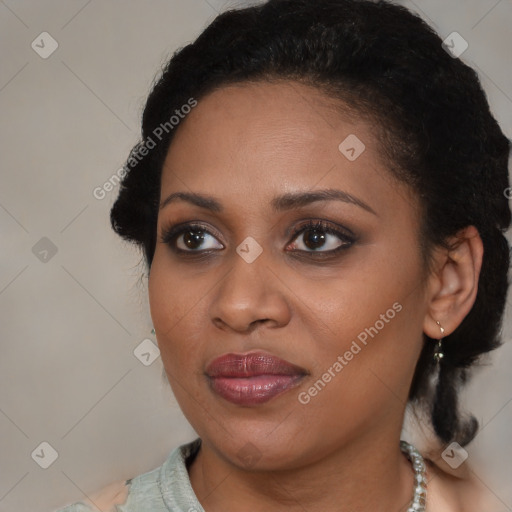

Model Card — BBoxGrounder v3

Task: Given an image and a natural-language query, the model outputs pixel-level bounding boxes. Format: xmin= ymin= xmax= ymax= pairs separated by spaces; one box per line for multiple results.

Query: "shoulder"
xmin=424 ymin=456 xmax=499 ymax=512
xmin=55 ymin=440 xmax=201 ymax=512
xmin=56 ymin=480 xmax=130 ymax=512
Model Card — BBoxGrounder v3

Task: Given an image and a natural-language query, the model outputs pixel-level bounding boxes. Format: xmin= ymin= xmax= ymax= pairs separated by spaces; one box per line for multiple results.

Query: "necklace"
xmin=400 ymin=440 xmax=427 ymax=511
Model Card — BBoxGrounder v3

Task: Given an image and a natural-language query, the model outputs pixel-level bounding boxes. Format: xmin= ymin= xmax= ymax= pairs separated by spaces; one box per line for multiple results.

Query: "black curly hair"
xmin=110 ymin=0 xmax=511 ymax=447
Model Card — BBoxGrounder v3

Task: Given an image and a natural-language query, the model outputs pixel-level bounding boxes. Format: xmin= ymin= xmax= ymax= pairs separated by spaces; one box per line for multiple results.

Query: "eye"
xmin=160 ymin=219 xmax=355 ymax=257
xmin=160 ymin=222 xmax=224 ymax=253
xmin=287 ymin=220 xmax=355 ymax=255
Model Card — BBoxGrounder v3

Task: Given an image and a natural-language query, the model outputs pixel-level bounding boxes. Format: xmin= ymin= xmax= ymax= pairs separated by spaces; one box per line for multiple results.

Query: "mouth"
xmin=205 ymin=351 xmax=308 ymax=406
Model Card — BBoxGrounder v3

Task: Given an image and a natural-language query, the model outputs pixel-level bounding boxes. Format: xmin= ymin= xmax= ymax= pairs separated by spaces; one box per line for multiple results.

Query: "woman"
xmin=57 ymin=0 xmax=511 ymax=510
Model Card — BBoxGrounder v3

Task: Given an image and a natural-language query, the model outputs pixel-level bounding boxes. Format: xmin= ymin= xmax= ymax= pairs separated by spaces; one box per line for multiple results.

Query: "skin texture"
xmin=77 ymin=480 xmax=130 ymax=511
xmin=147 ymin=81 xmax=484 ymax=511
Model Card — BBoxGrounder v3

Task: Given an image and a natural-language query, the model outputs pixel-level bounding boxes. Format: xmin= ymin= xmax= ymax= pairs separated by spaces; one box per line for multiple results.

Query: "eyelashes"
xmin=160 ymin=221 xmax=223 ymax=254
xmin=159 ymin=219 xmax=356 ymax=259
xmin=286 ymin=219 xmax=355 ymax=255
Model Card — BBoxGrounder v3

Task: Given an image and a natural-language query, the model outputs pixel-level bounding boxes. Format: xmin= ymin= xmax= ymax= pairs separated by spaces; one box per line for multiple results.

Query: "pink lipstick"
xmin=205 ymin=351 xmax=307 ymax=406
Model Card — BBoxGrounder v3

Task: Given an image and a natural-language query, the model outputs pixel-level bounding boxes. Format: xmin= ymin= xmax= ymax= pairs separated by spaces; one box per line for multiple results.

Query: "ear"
xmin=423 ymin=225 xmax=483 ymax=339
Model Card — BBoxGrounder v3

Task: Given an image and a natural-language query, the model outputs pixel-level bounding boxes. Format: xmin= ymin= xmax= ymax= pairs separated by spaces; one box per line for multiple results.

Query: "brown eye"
xmin=181 ymin=229 xmax=206 ymax=250
xmin=288 ymin=220 xmax=355 ymax=254
xmin=301 ymin=229 xmax=328 ymax=250
xmin=161 ymin=223 xmax=224 ymax=253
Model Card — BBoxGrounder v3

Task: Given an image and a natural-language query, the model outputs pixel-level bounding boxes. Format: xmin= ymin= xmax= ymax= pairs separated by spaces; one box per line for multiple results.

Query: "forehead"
xmin=159 ymin=80 xmax=411 ymax=218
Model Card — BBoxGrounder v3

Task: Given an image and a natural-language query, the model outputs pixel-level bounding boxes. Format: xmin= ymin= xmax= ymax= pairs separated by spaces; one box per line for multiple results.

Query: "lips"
xmin=205 ymin=352 xmax=307 ymax=406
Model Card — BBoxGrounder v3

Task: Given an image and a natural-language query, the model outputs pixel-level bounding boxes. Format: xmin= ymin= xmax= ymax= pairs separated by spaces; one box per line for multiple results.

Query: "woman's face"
xmin=148 ymin=81 xmax=431 ymax=469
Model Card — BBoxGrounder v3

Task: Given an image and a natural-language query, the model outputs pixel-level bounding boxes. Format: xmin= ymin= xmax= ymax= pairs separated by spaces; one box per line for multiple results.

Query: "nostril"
xmin=250 ymin=318 xmax=270 ymax=328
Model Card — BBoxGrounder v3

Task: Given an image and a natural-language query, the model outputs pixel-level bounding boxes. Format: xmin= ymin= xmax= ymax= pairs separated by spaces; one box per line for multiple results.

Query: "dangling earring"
xmin=433 ymin=320 xmax=445 ymax=364
xmin=151 ymin=327 xmax=156 ymax=335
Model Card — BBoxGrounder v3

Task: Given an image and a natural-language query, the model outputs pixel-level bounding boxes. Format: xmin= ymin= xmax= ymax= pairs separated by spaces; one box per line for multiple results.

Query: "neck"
xmin=188 ymin=430 xmax=416 ymax=512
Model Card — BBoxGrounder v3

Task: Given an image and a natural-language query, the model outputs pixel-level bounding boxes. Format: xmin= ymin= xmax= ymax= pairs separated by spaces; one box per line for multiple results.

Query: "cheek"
xmin=290 ymin=258 xmax=412 ymax=337
xmin=290 ymin=245 xmax=422 ymax=374
xmin=148 ymin=247 xmax=203 ymax=324
xmin=148 ymin=254 xmax=205 ymax=364
xmin=301 ymin=282 xmax=423 ymax=415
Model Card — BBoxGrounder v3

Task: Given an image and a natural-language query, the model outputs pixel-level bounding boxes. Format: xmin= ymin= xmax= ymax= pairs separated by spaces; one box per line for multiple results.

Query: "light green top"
xmin=56 ymin=438 xmax=204 ymax=512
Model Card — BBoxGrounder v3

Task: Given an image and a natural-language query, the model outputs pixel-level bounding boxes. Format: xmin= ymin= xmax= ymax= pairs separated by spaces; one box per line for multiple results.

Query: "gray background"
xmin=1 ymin=1 xmax=511 ymax=511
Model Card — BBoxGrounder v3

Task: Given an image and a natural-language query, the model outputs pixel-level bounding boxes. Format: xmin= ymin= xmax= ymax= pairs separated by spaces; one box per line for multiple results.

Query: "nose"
xmin=208 ymin=250 xmax=291 ymax=333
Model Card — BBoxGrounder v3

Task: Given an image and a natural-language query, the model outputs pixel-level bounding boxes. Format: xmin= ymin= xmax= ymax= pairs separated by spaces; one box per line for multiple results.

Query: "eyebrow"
xmin=159 ymin=189 xmax=377 ymax=216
